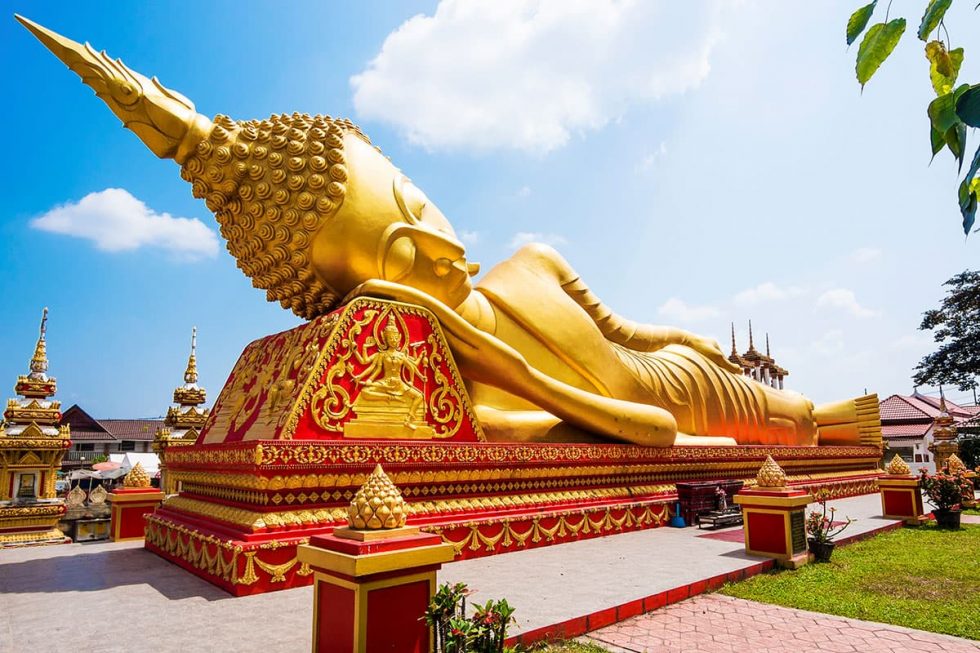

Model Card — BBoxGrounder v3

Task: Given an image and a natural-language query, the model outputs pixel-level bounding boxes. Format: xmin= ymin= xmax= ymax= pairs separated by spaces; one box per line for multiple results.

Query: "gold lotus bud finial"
xmin=16 ymin=15 xmax=211 ymax=163
xmin=347 ymin=464 xmax=407 ymax=530
xmin=947 ymin=453 xmax=967 ymax=474
xmin=29 ymin=307 xmax=49 ymax=378
xmin=184 ymin=326 xmax=199 ymax=384
xmin=886 ymin=453 xmax=911 ymax=476
xmin=756 ymin=455 xmax=787 ymax=488
xmin=123 ymin=462 xmax=151 ymax=488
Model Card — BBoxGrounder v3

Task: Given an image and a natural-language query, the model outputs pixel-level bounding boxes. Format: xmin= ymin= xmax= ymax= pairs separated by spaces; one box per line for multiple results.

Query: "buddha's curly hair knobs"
xmin=180 ymin=112 xmax=373 ymax=319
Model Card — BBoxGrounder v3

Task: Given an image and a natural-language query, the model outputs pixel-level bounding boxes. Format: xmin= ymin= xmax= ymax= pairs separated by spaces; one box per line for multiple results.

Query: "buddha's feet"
xmin=814 ymin=394 xmax=881 ymax=446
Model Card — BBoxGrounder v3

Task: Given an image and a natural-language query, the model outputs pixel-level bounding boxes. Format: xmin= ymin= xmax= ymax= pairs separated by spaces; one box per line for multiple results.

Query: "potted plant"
xmin=805 ymin=489 xmax=854 ymax=562
xmin=919 ymin=468 xmax=972 ymax=528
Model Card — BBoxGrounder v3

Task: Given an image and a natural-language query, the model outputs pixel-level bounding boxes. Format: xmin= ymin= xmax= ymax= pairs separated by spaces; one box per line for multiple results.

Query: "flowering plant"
xmin=919 ymin=469 xmax=972 ymax=512
xmin=805 ymin=489 xmax=854 ymax=545
xmin=423 ymin=582 xmax=521 ymax=653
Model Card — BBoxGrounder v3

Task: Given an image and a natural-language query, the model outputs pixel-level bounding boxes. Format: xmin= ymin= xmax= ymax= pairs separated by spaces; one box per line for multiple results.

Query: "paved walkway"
xmin=580 ymin=594 xmax=980 ymax=652
xmin=0 ymin=492 xmax=971 ymax=652
xmin=443 ymin=492 xmax=900 ymax=637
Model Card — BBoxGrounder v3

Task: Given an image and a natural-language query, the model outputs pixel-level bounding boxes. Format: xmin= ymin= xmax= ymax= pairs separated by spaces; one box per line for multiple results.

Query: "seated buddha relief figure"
xmin=21 ymin=17 xmax=877 ymax=448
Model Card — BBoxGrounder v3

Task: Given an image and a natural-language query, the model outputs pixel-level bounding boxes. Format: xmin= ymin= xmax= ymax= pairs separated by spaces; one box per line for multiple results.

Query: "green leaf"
xmin=918 ymin=0 xmax=952 ymax=40
xmin=928 ymin=84 xmax=970 ymax=134
xmin=931 ymin=125 xmax=946 ymax=159
xmin=856 ymin=19 xmax=907 ymax=88
xmin=846 ymin=1 xmax=877 ymax=45
xmin=959 ymin=175 xmax=977 ymax=234
xmin=926 ymin=44 xmax=964 ymax=96
xmin=944 ymin=122 xmax=967 ymax=170
xmin=955 ymin=85 xmax=980 ymax=128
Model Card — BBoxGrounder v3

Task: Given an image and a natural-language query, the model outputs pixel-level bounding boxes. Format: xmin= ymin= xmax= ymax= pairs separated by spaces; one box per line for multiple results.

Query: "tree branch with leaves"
xmin=847 ymin=0 xmax=980 ymax=235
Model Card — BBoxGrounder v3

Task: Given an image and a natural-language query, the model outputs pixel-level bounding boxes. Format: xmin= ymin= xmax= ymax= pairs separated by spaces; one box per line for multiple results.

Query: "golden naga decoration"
xmin=123 ymin=462 xmax=152 ymax=488
xmin=885 ymin=453 xmax=911 ymax=476
xmin=946 ymin=453 xmax=967 ymax=474
xmin=347 ymin=464 xmax=407 ymax=530
xmin=20 ymin=17 xmax=883 ymax=449
xmin=755 ymin=455 xmax=787 ymax=488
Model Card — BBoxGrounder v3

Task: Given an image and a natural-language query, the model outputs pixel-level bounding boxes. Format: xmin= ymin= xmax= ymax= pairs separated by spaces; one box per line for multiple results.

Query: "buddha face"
xmin=310 ymin=135 xmax=477 ymax=309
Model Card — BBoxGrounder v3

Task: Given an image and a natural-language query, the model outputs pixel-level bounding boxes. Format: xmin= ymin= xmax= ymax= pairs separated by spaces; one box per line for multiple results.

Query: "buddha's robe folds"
xmin=474 ymin=245 xmax=817 ymax=446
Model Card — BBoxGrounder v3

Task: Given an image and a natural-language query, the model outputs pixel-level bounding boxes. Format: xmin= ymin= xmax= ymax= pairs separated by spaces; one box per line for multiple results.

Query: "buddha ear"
xmin=382 ymin=235 xmax=417 ymax=283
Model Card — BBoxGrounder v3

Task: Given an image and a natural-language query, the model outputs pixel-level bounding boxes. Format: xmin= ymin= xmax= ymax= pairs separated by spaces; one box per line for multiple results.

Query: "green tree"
xmin=913 ymin=270 xmax=980 ymax=393
xmin=846 ymin=0 xmax=980 ymax=234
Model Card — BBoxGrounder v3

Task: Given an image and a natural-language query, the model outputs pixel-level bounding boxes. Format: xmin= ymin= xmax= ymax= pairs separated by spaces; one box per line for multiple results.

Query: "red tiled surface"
xmin=582 ymin=594 xmax=980 ymax=653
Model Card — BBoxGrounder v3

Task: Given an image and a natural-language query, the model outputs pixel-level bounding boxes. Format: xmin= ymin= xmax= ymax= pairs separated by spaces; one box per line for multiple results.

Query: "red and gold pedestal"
xmin=109 ymin=487 xmax=165 ymax=541
xmin=878 ymin=475 xmax=926 ymax=525
xmin=298 ymin=527 xmax=454 ymax=653
xmin=734 ymin=487 xmax=812 ymax=569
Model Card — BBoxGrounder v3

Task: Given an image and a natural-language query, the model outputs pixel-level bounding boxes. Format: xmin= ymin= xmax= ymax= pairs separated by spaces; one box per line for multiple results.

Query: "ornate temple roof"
xmin=878 ymin=392 xmax=978 ymax=439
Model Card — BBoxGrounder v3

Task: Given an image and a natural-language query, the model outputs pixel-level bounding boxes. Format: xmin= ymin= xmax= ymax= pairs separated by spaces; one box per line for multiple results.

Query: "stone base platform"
xmin=146 ymin=440 xmax=882 ymax=595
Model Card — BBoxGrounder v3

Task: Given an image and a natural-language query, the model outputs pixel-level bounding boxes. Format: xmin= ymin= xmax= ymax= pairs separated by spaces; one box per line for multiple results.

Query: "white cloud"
xmin=733 ymin=281 xmax=805 ymax=306
xmin=811 ymin=329 xmax=845 ymax=356
xmin=516 ymin=185 xmax=532 ymax=198
xmin=509 ymin=231 xmax=568 ymax=249
xmin=815 ymin=288 xmax=877 ymax=319
xmin=351 ymin=0 xmax=724 ymax=153
xmin=635 ymin=142 xmax=668 ymax=174
xmin=31 ymin=188 xmax=218 ymax=260
xmin=458 ymin=230 xmax=481 ymax=245
xmin=657 ymin=297 xmax=720 ymax=323
xmin=850 ymin=247 xmax=882 ymax=264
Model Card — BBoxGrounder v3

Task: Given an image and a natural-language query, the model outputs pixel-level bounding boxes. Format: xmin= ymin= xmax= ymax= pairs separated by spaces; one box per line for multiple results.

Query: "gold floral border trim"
xmin=145 ymin=516 xmax=312 ymax=586
xmin=428 ymin=503 xmax=672 ymax=556
xmin=0 ymin=528 xmax=67 ymax=546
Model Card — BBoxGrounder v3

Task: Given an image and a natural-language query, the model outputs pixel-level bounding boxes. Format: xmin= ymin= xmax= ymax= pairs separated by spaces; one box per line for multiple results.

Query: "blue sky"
xmin=1 ymin=0 xmax=977 ymax=417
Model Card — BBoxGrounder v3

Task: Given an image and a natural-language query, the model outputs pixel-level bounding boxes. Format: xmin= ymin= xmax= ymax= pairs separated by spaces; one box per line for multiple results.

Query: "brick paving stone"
xmin=585 ymin=595 xmax=980 ymax=653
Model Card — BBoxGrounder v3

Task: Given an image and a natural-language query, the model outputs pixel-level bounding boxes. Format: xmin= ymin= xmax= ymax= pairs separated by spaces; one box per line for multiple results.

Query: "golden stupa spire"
xmin=15 ymin=14 xmax=211 ymax=163
xmin=184 ymin=326 xmax=199 ymax=385
xmin=29 ymin=307 xmax=49 ymax=379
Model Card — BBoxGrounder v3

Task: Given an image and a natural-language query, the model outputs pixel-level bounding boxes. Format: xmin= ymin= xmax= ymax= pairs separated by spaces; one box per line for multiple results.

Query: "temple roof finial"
xmin=938 ymin=385 xmax=948 ymax=414
xmin=747 ymin=319 xmax=756 ymax=352
xmin=730 ymin=322 xmax=737 ymax=356
xmin=184 ymin=326 xmax=198 ymax=385
xmin=29 ymin=307 xmax=49 ymax=379
xmin=766 ymin=333 xmax=771 ymax=358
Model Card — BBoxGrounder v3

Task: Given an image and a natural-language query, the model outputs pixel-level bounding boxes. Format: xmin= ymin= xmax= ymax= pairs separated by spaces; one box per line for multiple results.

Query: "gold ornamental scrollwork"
xmin=309 ymin=311 xmax=374 ymax=431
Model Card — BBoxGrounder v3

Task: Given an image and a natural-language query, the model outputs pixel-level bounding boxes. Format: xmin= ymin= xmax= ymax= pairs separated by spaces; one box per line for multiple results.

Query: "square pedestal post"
xmin=734 ymin=488 xmax=812 ymax=569
xmin=878 ymin=475 xmax=926 ymax=525
xmin=108 ymin=488 xmax=164 ymax=541
xmin=297 ymin=527 xmax=455 ymax=653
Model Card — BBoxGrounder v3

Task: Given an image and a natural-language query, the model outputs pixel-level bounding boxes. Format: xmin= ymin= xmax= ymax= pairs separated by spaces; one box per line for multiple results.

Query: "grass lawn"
xmin=535 ymin=642 xmax=609 ymax=652
xmin=720 ymin=524 xmax=980 ymax=640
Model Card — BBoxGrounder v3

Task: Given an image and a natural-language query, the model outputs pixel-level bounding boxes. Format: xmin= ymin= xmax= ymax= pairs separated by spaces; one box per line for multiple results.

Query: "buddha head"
xmin=19 ymin=17 xmax=477 ymax=321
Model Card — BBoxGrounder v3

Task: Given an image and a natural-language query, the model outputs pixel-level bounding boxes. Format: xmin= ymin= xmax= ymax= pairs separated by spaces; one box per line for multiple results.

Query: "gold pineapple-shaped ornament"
xmin=123 ymin=462 xmax=152 ymax=488
xmin=946 ymin=453 xmax=967 ymax=474
xmin=755 ymin=455 xmax=787 ymax=488
xmin=348 ymin=464 xmax=407 ymax=530
xmin=885 ymin=453 xmax=911 ymax=476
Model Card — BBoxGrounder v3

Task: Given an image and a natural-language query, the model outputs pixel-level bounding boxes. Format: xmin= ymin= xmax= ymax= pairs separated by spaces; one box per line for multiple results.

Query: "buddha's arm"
xmin=344 ymin=280 xmax=678 ymax=446
xmin=517 ymin=244 xmax=740 ymax=373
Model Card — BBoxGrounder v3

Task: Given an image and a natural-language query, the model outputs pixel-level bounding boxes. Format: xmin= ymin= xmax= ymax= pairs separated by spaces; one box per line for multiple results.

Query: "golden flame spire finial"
xmin=347 ymin=464 xmax=407 ymax=530
xmin=184 ymin=326 xmax=199 ymax=384
xmin=886 ymin=453 xmax=911 ymax=476
xmin=730 ymin=323 xmax=737 ymax=357
xmin=756 ymin=455 xmax=787 ymax=488
xmin=946 ymin=453 xmax=966 ymax=474
xmin=16 ymin=14 xmax=212 ymax=163
xmin=29 ymin=307 xmax=49 ymax=378
xmin=123 ymin=462 xmax=151 ymax=488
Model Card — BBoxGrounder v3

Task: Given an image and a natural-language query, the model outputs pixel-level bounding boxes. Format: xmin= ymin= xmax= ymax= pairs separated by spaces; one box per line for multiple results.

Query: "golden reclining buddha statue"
xmin=19 ymin=16 xmax=880 ymax=449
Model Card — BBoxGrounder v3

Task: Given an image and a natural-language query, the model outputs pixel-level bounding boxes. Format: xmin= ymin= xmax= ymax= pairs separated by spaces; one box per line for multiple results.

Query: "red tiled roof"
xmin=68 ymin=429 xmax=117 ymax=442
xmin=97 ymin=419 xmax=165 ymax=441
xmin=882 ymin=423 xmax=930 ymax=438
xmin=879 ymin=393 xmax=976 ymax=422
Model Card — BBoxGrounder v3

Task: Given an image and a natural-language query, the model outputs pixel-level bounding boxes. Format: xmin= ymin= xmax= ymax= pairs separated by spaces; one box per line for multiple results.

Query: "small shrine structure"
xmin=0 ymin=308 xmax=72 ymax=546
xmin=728 ymin=322 xmax=789 ymax=390
xmin=153 ymin=327 xmax=208 ymax=495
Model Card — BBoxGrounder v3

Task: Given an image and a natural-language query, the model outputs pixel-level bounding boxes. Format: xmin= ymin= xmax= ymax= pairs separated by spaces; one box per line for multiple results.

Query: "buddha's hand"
xmin=683 ymin=334 xmax=742 ymax=374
